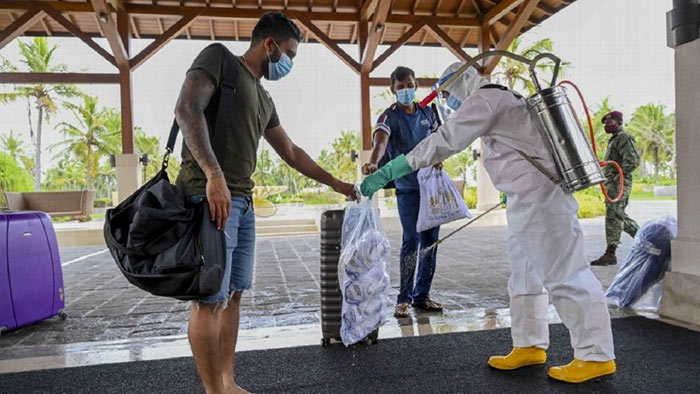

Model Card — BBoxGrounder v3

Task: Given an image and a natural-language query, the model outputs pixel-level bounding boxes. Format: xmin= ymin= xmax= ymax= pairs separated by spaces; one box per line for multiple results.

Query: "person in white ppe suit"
xmin=360 ymin=63 xmax=616 ymax=384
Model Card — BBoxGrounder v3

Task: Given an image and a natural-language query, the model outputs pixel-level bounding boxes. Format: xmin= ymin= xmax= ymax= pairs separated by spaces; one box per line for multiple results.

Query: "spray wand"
xmin=421 ymin=198 xmax=505 ymax=255
xmin=419 ymin=50 xmax=625 ymax=203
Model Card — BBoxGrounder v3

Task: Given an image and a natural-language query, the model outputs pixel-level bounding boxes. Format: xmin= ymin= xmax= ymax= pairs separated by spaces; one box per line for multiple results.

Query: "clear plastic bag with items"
xmin=606 ymin=216 xmax=678 ymax=311
xmin=416 ymin=167 xmax=472 ymax=233
xmin=338 ymin=199 xmax=391 ymax=346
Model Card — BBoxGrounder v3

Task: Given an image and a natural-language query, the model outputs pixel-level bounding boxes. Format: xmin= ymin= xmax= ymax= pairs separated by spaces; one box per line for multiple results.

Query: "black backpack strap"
xmin=480 ymin=83 xmax=524 ymax=100
xmin=211 ymin=48 xmax=238 ymax=160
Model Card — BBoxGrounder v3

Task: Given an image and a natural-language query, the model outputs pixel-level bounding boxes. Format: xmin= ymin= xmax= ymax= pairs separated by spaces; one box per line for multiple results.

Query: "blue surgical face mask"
xmin=396 ymin=88 xmax=416 ymax=106
xmin=446 ymin=95 xmax=462 ymax=111
xmin=265 ymin=41 xmax=293 ymax=81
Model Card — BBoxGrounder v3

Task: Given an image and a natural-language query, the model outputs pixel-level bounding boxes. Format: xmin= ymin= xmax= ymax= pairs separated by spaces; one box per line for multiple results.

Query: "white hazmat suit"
xmin=405 ymin=63 xmax=615 ymax=362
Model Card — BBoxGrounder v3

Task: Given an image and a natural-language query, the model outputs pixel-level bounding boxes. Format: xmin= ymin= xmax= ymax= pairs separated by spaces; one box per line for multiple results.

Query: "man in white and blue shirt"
xmin=362 ymin=66 xmax=443 ymax=318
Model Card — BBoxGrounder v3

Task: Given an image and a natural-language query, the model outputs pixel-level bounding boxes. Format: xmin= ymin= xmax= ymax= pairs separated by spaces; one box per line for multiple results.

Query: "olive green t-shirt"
xmin=176 ymin=43 xmax=280 ymax=197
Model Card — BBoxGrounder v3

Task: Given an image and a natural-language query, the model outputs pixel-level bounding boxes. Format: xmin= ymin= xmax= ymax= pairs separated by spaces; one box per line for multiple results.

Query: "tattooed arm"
xmin=174 ymin=69 xmax=230 ymax=230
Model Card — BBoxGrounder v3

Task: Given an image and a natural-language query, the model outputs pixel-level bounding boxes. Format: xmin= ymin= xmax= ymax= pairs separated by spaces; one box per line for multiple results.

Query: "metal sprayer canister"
xmin=527 ymin=86 xmax=606 ymax=193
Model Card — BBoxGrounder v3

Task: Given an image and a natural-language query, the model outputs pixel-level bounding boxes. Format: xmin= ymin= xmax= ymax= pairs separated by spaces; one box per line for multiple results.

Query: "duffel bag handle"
xmin=162 ymin=119 xmax=179 ymax=171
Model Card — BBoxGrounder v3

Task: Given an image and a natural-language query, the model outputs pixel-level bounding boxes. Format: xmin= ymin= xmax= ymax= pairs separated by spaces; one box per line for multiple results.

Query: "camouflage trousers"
xmin=604 ymin=178 xmax=639 ymax=247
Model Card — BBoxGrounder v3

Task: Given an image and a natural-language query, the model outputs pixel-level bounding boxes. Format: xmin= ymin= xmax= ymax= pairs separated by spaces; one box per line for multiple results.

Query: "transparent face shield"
xmin=433 ymin=72 xmax=457 ymax=121
xmin=436 ymin=91 xmax=455 ymax=120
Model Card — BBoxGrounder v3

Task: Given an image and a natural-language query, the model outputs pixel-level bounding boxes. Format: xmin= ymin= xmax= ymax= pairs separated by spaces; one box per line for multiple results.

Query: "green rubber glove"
xmin=360 ymin=154 xmax=414 ymax=197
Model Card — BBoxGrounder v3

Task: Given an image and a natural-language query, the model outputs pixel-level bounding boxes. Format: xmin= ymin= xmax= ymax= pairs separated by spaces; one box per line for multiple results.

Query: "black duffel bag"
xmin=104 ymin=120 xmax=225 ymax=300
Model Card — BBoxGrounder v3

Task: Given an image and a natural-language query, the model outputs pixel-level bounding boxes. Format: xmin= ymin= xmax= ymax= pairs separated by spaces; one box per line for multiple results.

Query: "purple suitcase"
xmin=0 ymin=211 xmax=66 ymax=336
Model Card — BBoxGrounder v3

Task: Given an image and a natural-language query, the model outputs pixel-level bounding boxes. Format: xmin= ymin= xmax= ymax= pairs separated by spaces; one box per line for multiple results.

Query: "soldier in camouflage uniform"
xmin=591 ymin=111 xmax=641 ymax=266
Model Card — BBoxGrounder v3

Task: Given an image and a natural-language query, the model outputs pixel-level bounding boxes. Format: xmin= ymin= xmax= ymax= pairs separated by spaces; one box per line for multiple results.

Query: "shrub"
xmin=463 ymin=186 xmax=477 ymax=209
xmin=574 ymin=187 xmax=606 ymax=218
xmin=93 ymin=197 xmax=113 ymax=208
xmin=298 ymin=191 xmax=345 ymax=205
xmin=0 ymin=152 xmax=33 ymax=207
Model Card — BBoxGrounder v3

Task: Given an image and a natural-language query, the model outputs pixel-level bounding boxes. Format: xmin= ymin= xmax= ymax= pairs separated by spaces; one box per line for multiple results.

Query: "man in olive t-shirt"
xmin=174 ymin=12 xmax=357 ymax=394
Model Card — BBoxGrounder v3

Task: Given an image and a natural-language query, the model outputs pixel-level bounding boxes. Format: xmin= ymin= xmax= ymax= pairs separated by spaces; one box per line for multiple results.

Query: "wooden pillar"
xmin=474 ymin=16 xmax=500 ymax=211
xmin=117 ymin=2 xmax=134 ymax=154
xmin=478 ymin=21 xmax=491 ymax=67
xmin=358 ymin=19 xmax=371 ymax=152
xmin=360 ymin=70 xmax=372 ymax=151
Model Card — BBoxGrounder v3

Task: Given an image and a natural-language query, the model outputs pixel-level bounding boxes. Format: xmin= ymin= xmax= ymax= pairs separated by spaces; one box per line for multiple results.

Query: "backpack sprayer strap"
xmin=515 ymin=150 xmax=561 ymax=185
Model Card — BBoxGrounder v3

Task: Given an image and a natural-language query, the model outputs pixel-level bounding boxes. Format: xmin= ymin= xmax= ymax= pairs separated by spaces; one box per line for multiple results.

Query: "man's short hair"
xmin=251 ymin=11 xmax=303 ymax=45
xmin=390 ymin=66 xmax=416 ymax=87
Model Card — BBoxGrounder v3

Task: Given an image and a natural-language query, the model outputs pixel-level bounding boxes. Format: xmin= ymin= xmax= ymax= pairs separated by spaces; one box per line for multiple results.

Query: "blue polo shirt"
xmin=374 ymin=103 xmax=439 ymax=190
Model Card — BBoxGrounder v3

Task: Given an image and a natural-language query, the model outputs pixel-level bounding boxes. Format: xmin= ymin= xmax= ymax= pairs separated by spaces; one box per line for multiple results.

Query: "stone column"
xmin=475 ymin=139 xmax=501 ymax=211
xmin=659 ymin=19 xmax=700 ymax=325
xmin=115 ymin=154 xmax=142 ymax=203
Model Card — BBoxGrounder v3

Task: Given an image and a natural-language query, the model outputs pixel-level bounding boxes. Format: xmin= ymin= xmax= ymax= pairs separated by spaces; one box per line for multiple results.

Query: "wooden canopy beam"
xmin=37 ymin=3 xmax=116 ymax=67
xmin=130 ymin=16 xmax=141 ymax=39
xmin=0 ymin=72 xmax=120 ymax=84
xmin=478 ymin=21 xmax=491 ymax=69
xmin=483 ymin=0 xmax=524 ymax=25
xmin=89 ymin=0 xmax=129 ymax=69
xmin=0 ymin=2 xmax=480 ymax=27
xmin=130 ymin=10 xmax=202 ymax=70
xmin=360 ymin=0 xmax=379 ymax=21
xmin=372 ymin=18 xmax=427 ymax=71
xmin=40 ymin=16 xmax=52 ymax=36
xmin=360 ymin=0 xmax=391 ymax=73
xmin=287 ymin=10 xmax=360 ymax=73
xmin=0 ymin=6 xmax=45 ymax=50
xmin=483 ymin=0 xmax=540 ymax=75
xmin=425 ymin=22 xmax=472 ymax=63
xmin=369 ymin=77 xmax=438 ymax=87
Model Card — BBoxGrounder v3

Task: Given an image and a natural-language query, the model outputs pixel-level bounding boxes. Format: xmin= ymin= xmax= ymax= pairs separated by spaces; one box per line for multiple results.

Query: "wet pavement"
xmin=0 ymin=201 xmax=676 ymax=350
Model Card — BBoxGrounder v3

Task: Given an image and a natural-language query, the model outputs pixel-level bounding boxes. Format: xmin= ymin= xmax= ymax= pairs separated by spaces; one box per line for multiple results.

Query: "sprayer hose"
xmin=558 ymin=80 xmax=625 ymax=203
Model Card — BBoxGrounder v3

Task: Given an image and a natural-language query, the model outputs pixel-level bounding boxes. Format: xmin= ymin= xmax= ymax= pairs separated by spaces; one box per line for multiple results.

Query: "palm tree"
xmin=43 ymin=152 xmax=87 ymax=191
xmin=589 ymin=97 xmax=615 ymax=162
xmin=1 ymin=130 xmax=28 ymax=163
xmin=626 ymin=104 xmax=675 ymax=182
xmin=134 ymin=127 xmax=162 ymax=179
xmin=0 ymin=38 xmax=81 ymax=190
xmin=491 ymin=37 xmax=570 ymax=96
xmin=52 ymin=95 xmax=120 ymax=190
xmin=328 ymin=130 xmax=361 ymax=183
xmin=252 ymin=149 xmax=275 ymax=186
xmin=443 ymin=150 xmax=474 ymax=186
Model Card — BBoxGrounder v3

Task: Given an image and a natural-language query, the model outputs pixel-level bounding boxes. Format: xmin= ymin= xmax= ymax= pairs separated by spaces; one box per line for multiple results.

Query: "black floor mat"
xmin=2 ymin=317 xmax=699 ymax=394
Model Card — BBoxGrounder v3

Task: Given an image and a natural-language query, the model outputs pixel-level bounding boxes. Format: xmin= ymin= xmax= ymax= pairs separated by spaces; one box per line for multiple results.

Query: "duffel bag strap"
xmin=161 ymin=119 xmax=179 ymax=171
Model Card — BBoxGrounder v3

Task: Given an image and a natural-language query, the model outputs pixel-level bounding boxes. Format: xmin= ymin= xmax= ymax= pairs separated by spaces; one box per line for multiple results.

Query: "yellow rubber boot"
xmin=488 ymin=347 xmax=547 ymax=370
xmin=548 ymin=359 xmax=616 ymax=383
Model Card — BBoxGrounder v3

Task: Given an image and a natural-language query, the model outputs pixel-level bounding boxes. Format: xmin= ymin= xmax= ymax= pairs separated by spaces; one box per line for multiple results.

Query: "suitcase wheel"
xmin=58 ymin=311 xmax=68 ymax=321
xmin=321 ymin=338 xmax=331 ymax=347
xmin=0 ymin=326 xmax=6 ymax=337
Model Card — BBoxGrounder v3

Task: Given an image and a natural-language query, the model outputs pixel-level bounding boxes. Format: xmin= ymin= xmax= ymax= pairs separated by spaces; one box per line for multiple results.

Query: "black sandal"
xmin=412 ymin=299 xmax=444 ymax=312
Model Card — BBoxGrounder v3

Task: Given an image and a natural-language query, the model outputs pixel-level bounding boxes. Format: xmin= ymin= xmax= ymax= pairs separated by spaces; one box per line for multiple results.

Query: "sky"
xmin=0 ymin=0 xmax=675 ymax=171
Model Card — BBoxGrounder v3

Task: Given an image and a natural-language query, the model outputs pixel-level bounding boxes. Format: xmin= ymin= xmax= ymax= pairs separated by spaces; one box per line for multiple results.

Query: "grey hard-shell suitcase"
xmin=320 ymin=209 xmax=378 ymax=346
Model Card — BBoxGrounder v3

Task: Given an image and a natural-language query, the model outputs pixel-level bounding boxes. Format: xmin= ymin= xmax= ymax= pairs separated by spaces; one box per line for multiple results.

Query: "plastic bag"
xmin=606 ymin=216 xmax=677 ymax=310
xmin=416 ymin=167 xmax=472 ymax=233
xmin=338 ymin=199 xmax=391 ymax=346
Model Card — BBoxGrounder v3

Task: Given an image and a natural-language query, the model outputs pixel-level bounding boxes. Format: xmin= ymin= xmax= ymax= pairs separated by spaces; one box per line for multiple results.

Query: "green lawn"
xmin=629 ymin=190 xmax=676 ymax=201
xmin=90 ymin=212 xmax=106 ymax=221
